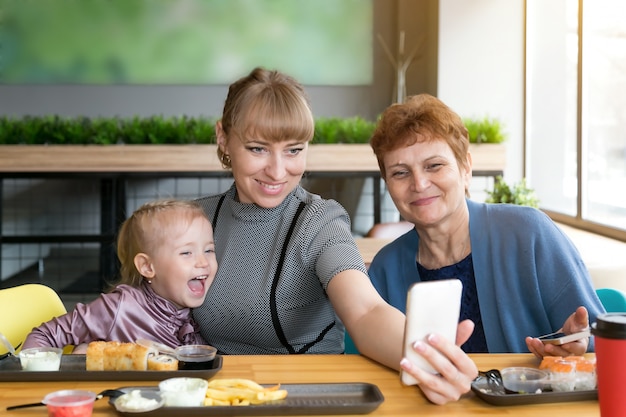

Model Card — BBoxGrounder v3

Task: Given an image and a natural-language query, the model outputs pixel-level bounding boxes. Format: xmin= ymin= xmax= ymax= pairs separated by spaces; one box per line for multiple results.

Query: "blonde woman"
xmin=193 ymin=68 xmax=477 ymax=405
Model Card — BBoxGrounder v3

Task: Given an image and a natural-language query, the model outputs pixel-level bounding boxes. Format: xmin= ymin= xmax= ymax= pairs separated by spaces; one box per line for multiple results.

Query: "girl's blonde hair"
xmin=115 ymin=199 xmax=209 ymax=287
xmin=217 ymin=67 xmax=315 ymax=168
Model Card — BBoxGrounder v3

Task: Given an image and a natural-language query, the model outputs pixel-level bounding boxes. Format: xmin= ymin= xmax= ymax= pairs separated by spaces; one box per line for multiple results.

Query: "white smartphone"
xmin=401 ymin=279 xmax=463 ymax=386
xmin=538 ymin=329 xmax=590 ymax=345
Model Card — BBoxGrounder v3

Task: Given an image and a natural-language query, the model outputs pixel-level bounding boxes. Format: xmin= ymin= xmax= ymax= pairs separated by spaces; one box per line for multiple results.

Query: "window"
xmin=582 ymin=2 xmax=626 ymax=231
xmin=526 ymin=0 xmax=626 ymax=240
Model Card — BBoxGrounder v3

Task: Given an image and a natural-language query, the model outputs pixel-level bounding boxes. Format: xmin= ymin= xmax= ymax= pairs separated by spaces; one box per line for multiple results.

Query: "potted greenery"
xmin=1 ymin=115 xmax=506 ymax=145
xmin=485 ymin=175 xmax=539 ymax=208
xmin=0 ymin=115 xmax=218 ymax=145
xmin=0 ymin=116 xmax=382 ymax=201
xmin=312 ymin=117 xmax=375 ymax=144
xmin=463 ymin=116 xmax=507 ymax=144
xmin=0 ymin=115 xmax=377 ymax=145
xmin=0 ymin=115 xmax=506 ymax=176
xmin=462 ymin=116 xmax=507 ymax=177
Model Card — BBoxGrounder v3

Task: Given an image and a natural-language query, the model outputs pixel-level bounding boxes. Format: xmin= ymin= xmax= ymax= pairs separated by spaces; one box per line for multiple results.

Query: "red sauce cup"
xmin=42 ymin=389 xmax=96 ymax=417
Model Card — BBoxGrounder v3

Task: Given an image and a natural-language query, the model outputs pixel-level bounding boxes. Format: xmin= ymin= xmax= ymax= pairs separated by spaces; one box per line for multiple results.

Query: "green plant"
xmin=485 ymin=176 xmax=539 ymax=208
xmin=463 ymin=116 xmax=507 ymax=144
xmin=312 ymin=117 xmax=376 ymax=144
xmin=0 ymin=115 xmax=219 ymax=145
xmin=0 ymin=115 xmax=380 ymax=145
xmin=0 ymin=115 xmax=510 ymax=146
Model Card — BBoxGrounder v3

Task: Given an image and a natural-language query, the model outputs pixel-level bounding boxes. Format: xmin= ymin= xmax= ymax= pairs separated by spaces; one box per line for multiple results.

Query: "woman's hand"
xmin=71 ymin=343 xmax=89 ymax=354
xmin=399 ymin=320 xmax=478 ymax=405
xmin=526 ymin=306 xmax=590 ymax=358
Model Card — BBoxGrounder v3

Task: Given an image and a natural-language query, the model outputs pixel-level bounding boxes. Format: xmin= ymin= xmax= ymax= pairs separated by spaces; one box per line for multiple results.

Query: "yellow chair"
xmin=0 ymin=284 xmax=67 ymax=355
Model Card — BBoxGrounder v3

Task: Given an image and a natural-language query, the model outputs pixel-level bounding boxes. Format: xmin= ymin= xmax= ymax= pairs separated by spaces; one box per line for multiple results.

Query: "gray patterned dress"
xmin=193 ymin=184 xmax=367 ymax=354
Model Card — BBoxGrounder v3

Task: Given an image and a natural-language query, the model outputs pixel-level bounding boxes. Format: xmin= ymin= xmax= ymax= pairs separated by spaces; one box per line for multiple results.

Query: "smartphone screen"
xmin=538 ymin=329 xmax=590 ymax=345
xmin=401 ymin=279 xmax=463 ymax=385
xmin=538 ymin=331 xmax=568 ymax=341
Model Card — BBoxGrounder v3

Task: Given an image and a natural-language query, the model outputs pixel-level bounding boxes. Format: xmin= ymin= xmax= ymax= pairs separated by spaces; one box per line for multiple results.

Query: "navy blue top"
xmin=417 ymin=254 xmax=488 ymax=353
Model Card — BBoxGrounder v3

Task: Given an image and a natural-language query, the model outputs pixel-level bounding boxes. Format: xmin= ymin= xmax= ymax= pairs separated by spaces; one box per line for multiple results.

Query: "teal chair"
xmin=596 ymin=288 xmax=626 ymax=313
xmin=345 ymin=332 xmax=359 ymax=354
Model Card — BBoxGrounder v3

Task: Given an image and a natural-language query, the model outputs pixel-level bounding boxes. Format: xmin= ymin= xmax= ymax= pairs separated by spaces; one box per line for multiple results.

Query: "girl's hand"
xmin=71 ymin=343 xmax=89 ymax=354
xmin=399 ymin=320 xmax=478 ymax=405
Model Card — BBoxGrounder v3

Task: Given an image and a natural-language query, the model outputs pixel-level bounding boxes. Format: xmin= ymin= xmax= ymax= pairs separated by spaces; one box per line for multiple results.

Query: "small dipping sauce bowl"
xmin=501 ymin=367 xmax=548 ymax=394
xmin=175 ymin=345 xmax=217 ymax=370
xmin=114 ymin=389 xmax=164 ymax=413
xmin=18 ymin=347 xmax=63 ymax=371
xmin=159 ymin=377 xmax=208 ymax=407
xmin=42 ymin=389 xmax=96 ymax=417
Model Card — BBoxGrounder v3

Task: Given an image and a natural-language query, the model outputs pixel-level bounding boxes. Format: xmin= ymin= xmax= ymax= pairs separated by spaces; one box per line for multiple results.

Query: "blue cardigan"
xmin=368 ymin=199 xmax=605 ymax=353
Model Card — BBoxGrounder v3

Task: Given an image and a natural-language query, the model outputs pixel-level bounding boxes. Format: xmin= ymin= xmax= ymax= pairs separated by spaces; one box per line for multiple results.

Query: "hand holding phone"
xmin=401 ymin=279 xmax=463 ymax=385
xmin=538 ymin=329 xmax=590 ymax=345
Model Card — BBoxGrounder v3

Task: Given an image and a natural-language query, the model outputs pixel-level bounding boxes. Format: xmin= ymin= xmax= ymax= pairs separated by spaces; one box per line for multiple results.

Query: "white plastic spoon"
xmin=0 ymin=331 xmax=16 ymax=356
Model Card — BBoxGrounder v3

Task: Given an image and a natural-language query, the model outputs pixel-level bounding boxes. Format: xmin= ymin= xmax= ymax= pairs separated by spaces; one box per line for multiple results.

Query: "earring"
xmin=147 ymin=279 xmax=152 ymax=284
xmin=219 ymin=153 xmax=231 ymax=169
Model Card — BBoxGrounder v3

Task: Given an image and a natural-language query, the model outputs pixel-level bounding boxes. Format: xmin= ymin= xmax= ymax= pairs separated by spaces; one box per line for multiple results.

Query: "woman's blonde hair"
xmin=370 ymin=94 xmax=470 ymax=181
xmin=115 ymin=199 xmax=209 ymax=287
xmin=217 ymin=67 xmax=315 ymax=168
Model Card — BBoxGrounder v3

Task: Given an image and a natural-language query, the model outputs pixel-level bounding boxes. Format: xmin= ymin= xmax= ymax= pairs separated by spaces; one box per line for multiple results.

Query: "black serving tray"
xmin=0 ymin=354 xmax=222 ymax=382
xmin=471 ymin=374 xmax=597 ymax=406
xmin=109 ymin=383 xmax=384 ymax=416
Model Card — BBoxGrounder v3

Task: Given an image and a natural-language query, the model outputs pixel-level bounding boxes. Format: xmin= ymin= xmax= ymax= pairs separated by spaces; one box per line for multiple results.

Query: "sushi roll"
xmin=548 ymin=360 xmax=577 ymax=392
xmin=86 ymin=341 xmax=159 ymax=370
xmin=148 ymin=354 xmax=179 ymax=371
xmin=573 ymin=358 xmax=597 ymax=390
xmin=86 ymin=341 xmax=115 ymax=371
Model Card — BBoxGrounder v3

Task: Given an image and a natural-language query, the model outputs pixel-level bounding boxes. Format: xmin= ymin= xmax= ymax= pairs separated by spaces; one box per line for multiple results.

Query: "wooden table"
xmin=1 ymin=354 xmax=598 ymax=416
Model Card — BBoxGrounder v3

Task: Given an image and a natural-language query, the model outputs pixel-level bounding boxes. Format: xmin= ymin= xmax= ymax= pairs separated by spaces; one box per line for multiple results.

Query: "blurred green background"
xmin=0 ymin=0 xmax=373 ymax=85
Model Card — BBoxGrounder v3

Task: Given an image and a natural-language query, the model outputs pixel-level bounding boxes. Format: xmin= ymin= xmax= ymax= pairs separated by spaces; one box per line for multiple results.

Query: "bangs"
xmin=375 ymin=114 xmax=434 ymax=154
xmin=231 ymin=85 xmax=314 ymax=143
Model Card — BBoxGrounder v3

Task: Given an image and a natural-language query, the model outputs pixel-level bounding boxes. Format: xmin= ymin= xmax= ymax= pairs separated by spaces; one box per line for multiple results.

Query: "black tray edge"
xmin=0 ymin=354 xmax=222 ymax=382
xmin=471 ymin=377 xmax=598 ymax=406
xmin=110 ymin=382 xmax=385 ymax=416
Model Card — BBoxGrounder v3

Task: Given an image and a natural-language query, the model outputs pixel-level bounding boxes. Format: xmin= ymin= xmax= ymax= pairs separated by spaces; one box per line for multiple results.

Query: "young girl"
xmin=23 ymin=199 xmax=217 ymax=351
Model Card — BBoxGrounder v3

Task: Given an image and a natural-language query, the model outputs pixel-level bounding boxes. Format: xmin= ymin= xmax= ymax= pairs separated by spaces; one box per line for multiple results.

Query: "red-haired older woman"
xmin=368 ymin=93 xmax=604 ymax=393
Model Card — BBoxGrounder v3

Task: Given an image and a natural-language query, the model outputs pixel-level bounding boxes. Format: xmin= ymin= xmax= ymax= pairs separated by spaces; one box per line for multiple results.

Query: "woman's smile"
xmin=411 ymin=195 xmax=438 ymax=206
xmin=257 ymin=179 xmax=285 ymax=193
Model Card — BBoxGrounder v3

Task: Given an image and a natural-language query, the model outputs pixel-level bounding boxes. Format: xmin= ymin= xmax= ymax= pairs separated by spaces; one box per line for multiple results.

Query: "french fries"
xmin=204 ymin=378 xmax=288 ymax=406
